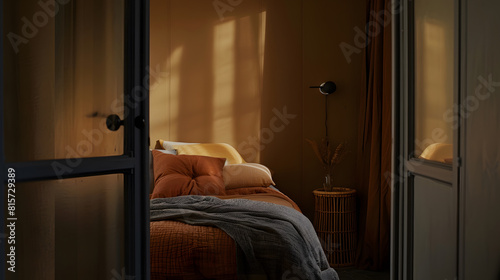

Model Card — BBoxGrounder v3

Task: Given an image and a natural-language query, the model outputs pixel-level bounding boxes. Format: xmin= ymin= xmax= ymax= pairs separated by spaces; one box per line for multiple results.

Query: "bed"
xmin=149 ymin=141 xmax=338 ymax=280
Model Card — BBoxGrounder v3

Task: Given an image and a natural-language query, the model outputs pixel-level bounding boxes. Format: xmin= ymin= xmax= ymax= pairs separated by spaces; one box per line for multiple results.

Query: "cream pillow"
xmin=419 ymin=143 xmax=453 ymax=163
xmin=173 ymin=143 xmax=246 ymax=165
xmin=223 ymin=163 xmax=275 ymax=189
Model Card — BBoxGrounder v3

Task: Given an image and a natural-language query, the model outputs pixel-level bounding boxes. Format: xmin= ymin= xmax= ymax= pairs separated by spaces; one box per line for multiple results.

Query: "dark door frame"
xmin=391 ymin=0 xmax=463 ymax=279
xmin=0 ymin=0 xmax=150 ymax=278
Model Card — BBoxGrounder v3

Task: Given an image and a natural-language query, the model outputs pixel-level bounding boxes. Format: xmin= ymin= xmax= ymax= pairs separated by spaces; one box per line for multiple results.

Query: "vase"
xmin=323 ymin=173 xmax=333 ymax=192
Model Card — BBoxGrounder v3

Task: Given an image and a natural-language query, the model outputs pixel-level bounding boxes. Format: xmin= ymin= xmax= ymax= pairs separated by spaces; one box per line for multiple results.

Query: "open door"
xmin=0 ymin=0 xmax=150 ymax=279
xmin=392 ymin=0 xmax=460 ymax=279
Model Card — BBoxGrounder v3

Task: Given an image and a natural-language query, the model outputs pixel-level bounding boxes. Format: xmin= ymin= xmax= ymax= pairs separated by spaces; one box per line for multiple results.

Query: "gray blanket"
xmin=150 ymin=195 xmax=339 ymax=280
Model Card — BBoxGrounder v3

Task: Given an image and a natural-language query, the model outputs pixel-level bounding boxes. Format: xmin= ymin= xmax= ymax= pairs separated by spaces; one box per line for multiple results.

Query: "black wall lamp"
xmin=310 ymin=81 xmax=337 ymax=95
xmin=309 ymin=81 xmax=337 ymax=139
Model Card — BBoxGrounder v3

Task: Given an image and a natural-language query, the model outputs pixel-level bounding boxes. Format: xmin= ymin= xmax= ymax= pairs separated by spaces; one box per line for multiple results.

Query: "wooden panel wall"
xmin=149 ymin=0 xmax=365 ymax=218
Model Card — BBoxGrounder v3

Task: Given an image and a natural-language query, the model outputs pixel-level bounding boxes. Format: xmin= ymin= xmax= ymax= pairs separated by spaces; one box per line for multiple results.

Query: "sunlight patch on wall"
xmin=259 ymin=11 xmax=267 ymax=80
xmin=418 ymin=21 xmax=448 ymax=137
xmin=212 ymin=20 xmax=236 ymax=143
xmin=168 ymin=46 xmax=184 ymax=140
xmin=150 ymin=63 xmax=169 ymax=140
xmin=414 ymin=0 xmax=455 ymax=159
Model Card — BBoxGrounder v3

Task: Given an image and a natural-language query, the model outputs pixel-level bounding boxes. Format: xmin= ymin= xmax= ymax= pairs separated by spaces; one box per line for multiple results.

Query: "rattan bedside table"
xmin=313 ymin=187 xmax=357 ymax=268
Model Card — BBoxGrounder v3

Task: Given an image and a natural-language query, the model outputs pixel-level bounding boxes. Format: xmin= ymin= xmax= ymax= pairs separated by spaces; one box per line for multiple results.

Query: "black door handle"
xmin=106 ymin=114 xmax=124 ymax=131
xmin=134 ymin=116 xmax=146 ymax=129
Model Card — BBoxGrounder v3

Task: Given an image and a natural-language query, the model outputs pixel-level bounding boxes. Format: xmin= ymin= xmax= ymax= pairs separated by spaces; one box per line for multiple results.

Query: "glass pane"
xmin=3 ymin=0 xmax=124 ymax=162
xmin=3 ymin=174 xmax=124 ymax=280
xmin=413 ymin=0 xmax=455 ymax=164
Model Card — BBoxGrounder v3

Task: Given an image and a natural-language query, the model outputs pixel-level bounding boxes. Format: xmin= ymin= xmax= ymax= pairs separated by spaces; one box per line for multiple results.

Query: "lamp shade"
xmin=309 ymin=81 xmax=337 ymax=95
xmin=319 ymin=81 xmax=337 ymax=95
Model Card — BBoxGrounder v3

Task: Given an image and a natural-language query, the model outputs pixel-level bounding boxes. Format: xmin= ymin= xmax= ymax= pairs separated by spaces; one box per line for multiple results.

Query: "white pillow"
xmin=155 ymin=140 xmax=199 ymax=151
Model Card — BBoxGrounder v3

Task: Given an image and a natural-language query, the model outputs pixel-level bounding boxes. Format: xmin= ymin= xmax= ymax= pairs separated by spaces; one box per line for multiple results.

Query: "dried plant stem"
xmin=307 ymin=138 xmax=347 ymax=192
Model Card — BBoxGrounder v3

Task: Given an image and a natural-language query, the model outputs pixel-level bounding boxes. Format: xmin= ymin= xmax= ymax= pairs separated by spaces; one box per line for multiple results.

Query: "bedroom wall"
xmin=150 ymin=0 xmax=264 ymax=154
xmin=150 ymin=0 xmax=365 ymax=219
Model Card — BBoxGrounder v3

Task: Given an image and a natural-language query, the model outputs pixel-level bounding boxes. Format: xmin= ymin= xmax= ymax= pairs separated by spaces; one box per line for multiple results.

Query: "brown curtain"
xmin=355 ymin=0 xmax=392 ymax=271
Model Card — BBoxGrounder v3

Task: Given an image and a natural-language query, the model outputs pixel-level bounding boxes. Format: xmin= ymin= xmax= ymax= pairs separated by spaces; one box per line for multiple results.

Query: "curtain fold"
xmin=355 ymin=0 xmax=392 ymax=271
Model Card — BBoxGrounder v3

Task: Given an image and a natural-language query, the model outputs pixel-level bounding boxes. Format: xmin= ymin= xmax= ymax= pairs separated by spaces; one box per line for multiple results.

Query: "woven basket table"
xmin=313 ymin=187 xmax=357 ymax=268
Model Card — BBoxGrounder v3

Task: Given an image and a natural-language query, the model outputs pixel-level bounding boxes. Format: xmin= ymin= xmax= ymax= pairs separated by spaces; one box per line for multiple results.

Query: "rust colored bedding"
xmin=150 ymin=187 xmax=300 ymax=280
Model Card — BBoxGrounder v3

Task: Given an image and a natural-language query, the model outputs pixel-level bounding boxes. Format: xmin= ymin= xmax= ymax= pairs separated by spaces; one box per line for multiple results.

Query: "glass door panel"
xmin=4 ymin=174 xmax=124 ymax=280
xmin=413 ymin=0 xmax=455 ymax=164
xmin=1 ymin=0 xmax=149 ymax=278
xmin=3 ymin=0 xmax=124 ymax=162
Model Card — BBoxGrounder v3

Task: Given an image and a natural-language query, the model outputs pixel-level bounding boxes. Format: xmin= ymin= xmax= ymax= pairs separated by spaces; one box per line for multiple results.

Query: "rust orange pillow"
xmin=151 ymin=151 xmax=226 ymax=198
